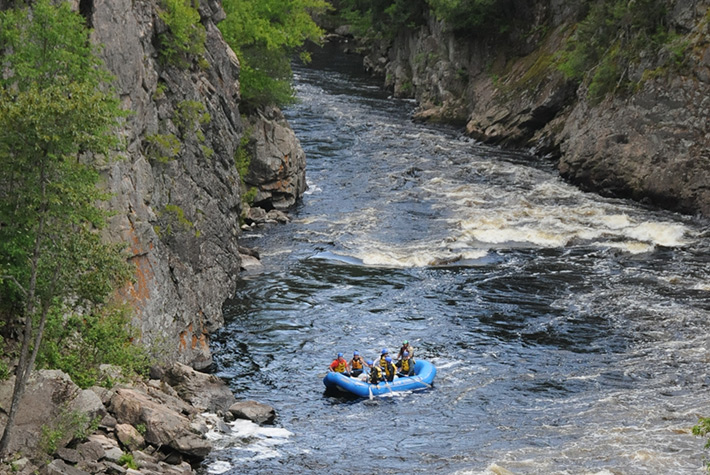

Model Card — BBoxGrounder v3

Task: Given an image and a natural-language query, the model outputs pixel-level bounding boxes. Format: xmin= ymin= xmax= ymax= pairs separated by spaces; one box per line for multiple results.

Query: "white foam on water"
xmin=596 ymin=240 xmax=655 ymax=254
xmin=204 ymin=418 xmax=293 ymax=474
xmin=354 ymin=242 xmax=488 ymax=268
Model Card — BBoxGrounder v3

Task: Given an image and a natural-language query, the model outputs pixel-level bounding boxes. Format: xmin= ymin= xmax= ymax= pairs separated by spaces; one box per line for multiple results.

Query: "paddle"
xmin=382 ymin=377 xmax=394 ymax=395
xmin=411 ymin=376 xmax=433 ymax=389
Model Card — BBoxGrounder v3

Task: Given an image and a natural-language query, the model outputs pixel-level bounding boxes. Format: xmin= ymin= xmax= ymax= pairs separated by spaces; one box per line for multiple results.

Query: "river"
xmin=202 ymin=44 xmax=710 ymax=474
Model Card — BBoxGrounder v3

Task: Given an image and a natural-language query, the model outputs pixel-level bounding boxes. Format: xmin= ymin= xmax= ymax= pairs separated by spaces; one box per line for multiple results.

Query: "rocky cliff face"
xmin=360 ymin=0 xmax=710 ymax=218
xmin=81 ymin=0 xmax=305 ymax=369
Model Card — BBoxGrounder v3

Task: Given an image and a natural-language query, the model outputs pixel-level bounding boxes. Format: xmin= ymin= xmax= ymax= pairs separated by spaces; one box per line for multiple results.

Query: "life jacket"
xmin=369 ymin=366 xmax=383 ymax=383
xmin=351 ymin=356 xmax=364 ymax=370
xmin=383 ymin=361 xmax=396 ymax=379
xmin=332 ymin=358 xmax=347 ymax=373
xmin=378 ymin=355 xmax=388 ymax=367
xmin=399 ymin=357 xmax=413 ymax=373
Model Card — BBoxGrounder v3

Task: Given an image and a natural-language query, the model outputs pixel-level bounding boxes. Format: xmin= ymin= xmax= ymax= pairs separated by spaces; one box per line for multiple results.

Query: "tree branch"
xmin=0 ymin=275 xmax=27 ymax=297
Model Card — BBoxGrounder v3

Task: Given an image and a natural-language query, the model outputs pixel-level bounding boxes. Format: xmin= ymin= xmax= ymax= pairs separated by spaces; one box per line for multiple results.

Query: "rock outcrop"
xmin=245 ymin=106 xmax=308 ymax=211
xmin=355 ymin=0 xmax=710 ymax=217
xmin=0 ymin=366 xmax=276 ymax=474
xmin=80 ymin=0 xmax=306 ymax=369
xmin=0 ymin=371 xmax=105 ymax=457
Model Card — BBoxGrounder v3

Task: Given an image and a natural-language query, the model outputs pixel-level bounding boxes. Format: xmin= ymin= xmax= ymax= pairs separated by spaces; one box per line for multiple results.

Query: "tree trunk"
xmin=0 ymin=168 xmax=47 ymax=457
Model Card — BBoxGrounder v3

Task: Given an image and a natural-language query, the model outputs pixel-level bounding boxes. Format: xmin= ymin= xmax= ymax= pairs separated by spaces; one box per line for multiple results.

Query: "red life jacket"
xmin=330 ymin=358 xmax=347 ymax=373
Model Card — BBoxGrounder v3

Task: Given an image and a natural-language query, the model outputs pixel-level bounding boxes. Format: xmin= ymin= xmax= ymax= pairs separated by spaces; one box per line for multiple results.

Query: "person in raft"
xmin=396 ymin=351 xmax=415 ymax=377
xmin=329 ymin=352 xmax=351 ymax=376
xmin=376 ymin=348 xmax=390 ymax=368
xmin=382 ymin=356 xmax=397 ymax=382
xmin=350 ymin=350 xmax=367 ymax=377
xmin=397 ymin=340 xmax=414 ymax=360
xmin=368 ymin=360 xmax=384 ymax=384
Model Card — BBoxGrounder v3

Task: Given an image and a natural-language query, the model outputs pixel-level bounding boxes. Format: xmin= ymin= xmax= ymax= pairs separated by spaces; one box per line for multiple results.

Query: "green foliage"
xmin=157 ymin=0 xmax=206 ymax=68
xmin=0 ymin=0 xmax=130 ymax=302
xmin=39 ymin=425 xmax=63 ymax=455
xmin=243 ymin=187 xmax=259 ymax=206
xmin=174 ymin=99 xmax=210 ymax=141
xmin=235 ymin=133 xmax=258 ymax=208
xmin=219 ymin=0 xmax=331 ymax=109
xmin=235 ymin=134 xmax=253 ymax=179
xmin=200 ymin=145 xmax=215 ymax=159
xmin=37 ymin=304 xmax=150 ymax=388
xmin=557 ymin=0 xmax=671 ymax=100
xmin=39 ymin=410 xmax=98 ymax=455
xmin=154 ymin=81 xmax=168 ymax=100
xmin=427 ymin=0 xmax=512 ymax=34
xmin=694 ymin=417 xmax=710 ymax=471
xmin=0 ymin=322 xmax=9 ymax=382
xmin=145 ymin=133 xmax=181 ymax=163
xmin=0 ymin=0 xmax=140 ymax=394
xmin=162 ymin=204 xmax=199 ymax=237
xmin=118 ymin=454 xmax=138 ymax=470
xmin=337 ymin=3 xmax=374 ymax=37
xmin=336 ymin=0 xmax=428 ymax=38
xmin=335 ymin=0 xmax=506 ymax=38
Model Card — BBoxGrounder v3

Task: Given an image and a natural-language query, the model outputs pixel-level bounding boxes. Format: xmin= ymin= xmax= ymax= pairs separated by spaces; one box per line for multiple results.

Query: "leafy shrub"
xmin=174 ymin=99 xmax=210 ymax=141
xmin=694 ymin=417 xmax=710 ymax=471
xmin=161 ymin=203 xmax=200 ymax=237
xmin=118 ymin=454 xmax=138 ymax=470
xmin=37 ymin=304 xmax=150 ymax=389
xmin=39 ymin=410 xmax=100 ymax=455
xmin=557 ymin=0 xmax=671 ymax=100
xmin=235 ymin=132 xmax=258 ymax=207
xmin=145 ymin=133 xmax=181 ymax=163
xmin=336 ymin=0 xmax=428 ymax=38
xmin=158 ymin=0 xmax=206 ymax=68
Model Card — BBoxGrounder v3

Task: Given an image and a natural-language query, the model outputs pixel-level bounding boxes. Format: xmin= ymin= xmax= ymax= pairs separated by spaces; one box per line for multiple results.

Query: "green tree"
xmin=219 ymin=0 xmax=331 ymax=109
xmin=427 ymin=0 xmax=513 ymax=34
xmin=334 ymin=0 xmax=507 ymax=38
xmin=0 ymin=0 xmax=130 ymax=455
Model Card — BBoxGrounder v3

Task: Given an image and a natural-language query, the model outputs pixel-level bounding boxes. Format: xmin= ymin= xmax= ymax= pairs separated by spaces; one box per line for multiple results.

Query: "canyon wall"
xmin=84 ymin=0 xmax=304 ymax=369
xmin=360 ymin=0 xmax=710 ymax=217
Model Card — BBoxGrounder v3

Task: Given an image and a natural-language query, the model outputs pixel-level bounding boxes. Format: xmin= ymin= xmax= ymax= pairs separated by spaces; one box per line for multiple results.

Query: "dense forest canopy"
xmin=331 ymin=0 xmax=684 ymax=102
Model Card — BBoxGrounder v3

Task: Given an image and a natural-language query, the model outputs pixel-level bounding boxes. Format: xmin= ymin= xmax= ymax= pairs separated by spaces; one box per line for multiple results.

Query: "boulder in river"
xmin=228 ymin=400 xmax=277 ymax=425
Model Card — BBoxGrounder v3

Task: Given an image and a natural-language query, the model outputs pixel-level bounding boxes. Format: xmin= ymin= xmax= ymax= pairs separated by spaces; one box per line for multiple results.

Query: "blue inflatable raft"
xmin=323 ymin=360 xmax=436 ymax=397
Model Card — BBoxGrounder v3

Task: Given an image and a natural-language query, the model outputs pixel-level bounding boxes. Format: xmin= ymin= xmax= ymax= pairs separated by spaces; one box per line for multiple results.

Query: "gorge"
xmin=1 ymin=0 xmax=709 ymax=473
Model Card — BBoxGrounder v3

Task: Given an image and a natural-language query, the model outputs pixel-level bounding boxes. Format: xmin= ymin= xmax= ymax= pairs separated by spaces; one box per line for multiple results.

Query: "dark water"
xmin=203 ymin=45 xmax=710 ymax=474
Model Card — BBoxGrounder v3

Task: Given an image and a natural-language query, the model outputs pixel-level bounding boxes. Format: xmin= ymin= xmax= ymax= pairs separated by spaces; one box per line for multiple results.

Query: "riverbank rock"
xmin=0 ymin=366 xmax=247 ymax=474
xmin=160 ymin=363 xmax=237 ymax=413
xmin=110 ymin=388 xmax=211 ymax=459
xmin=244 ymin=106 xmax=307 ymax=211
xmin=228 ymin=400 xmax=277 ymax=425
xmin=0 ymin=370 xmax=106 ymax=459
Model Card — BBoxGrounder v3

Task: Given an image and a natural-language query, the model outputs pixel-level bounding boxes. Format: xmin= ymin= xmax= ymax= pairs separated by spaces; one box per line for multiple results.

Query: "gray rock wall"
xmin=360 ymin=0 xmax=710 ymax=217
xmin=83 ymin=0 xmax=305 ymax=368
xmin=89 ymin=0 xmax=243 ymax=370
